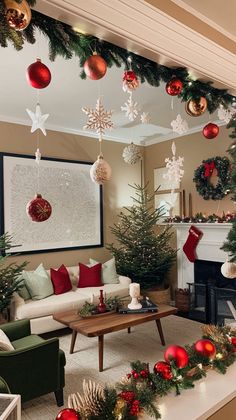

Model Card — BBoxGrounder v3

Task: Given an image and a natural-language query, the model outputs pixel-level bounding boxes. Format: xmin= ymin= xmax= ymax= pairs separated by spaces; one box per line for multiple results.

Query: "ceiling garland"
xmin=0 ymin=0 xmax=235 ymax=116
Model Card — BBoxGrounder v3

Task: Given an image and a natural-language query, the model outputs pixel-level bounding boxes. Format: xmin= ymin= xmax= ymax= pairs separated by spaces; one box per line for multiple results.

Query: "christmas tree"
xmin=0 ymin=233 xmax=27 ymax=313
xmin=106 ymin=184 xmax=176 ymax=290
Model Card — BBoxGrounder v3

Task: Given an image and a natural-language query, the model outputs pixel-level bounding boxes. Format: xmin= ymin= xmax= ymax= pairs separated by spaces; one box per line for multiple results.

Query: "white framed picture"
xmin=154 ymin=167 xmax=180 ymax=192
xmin=154 ymin=192 xmax=180 ymax=218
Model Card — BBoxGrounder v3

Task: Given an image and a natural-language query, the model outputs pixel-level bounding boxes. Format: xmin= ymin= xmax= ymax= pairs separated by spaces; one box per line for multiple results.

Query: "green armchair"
xmin=0 ymin=319 xmax=66 ymax=406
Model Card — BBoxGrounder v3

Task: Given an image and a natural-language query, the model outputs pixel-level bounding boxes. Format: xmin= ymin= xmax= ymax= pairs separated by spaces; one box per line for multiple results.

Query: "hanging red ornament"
xmin=231 ymin=337 xmax=236 ymax=347
xmin=185 ymin=97 xmax=207 ymax=116
xmin=164 ymin=345 xmax=189 ymax=368
xmin=26 ymin=193 xmax=52 ymax=222
xmin=194 ymin=339 xmax=216 ymax=359
xmin=26 ymin=59 xmax=51 ymax=89
xmin=165 ymin=78 xmax=183 ymax=96
xmin=5 ymin=0 xmax=31 ymax=31
xmin=84 ymin=52 xmax=107 ymax=80
xmin=203 ymin=123 xmax=219 ymax=139
xmin=153 ymin=361 xmax=173 ymax=380
xmin=123 ymin=70 xmax=139 ymax=92
xmin=56 ymin=408 xmax=80 ymax=420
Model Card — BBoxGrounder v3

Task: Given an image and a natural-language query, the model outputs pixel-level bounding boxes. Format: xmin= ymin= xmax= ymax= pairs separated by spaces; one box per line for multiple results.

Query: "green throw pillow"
xmin=23 ymin=263 xmax=53 ymax=300
xmin=17 ymin=275 xmax=31 ymax=300
xmin=89 ymin=258 xmax=119 ymax=284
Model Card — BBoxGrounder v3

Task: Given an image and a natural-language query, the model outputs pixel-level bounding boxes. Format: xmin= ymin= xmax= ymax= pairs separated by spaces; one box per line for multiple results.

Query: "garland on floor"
xmin=58 ymin=325 xmax=236 ymax=420
xmin=0 ymin=1 xmax=235 ymax=114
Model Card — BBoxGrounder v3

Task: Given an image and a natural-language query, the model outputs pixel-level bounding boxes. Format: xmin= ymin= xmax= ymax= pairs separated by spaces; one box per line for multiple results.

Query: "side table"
xmin=0 ymin=393 xmax=21 ymax=420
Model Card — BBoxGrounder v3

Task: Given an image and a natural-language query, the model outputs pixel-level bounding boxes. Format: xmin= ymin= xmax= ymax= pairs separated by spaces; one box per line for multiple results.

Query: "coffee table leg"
xmin=98 ymin=335 xmax=104 ymax=372
xmin=70 ymin=330 xmax=77 ymax=354
xmin=155 ymin=319 xmax=165 ymax=346
xmin=128 ymin=327 xmax=131 ymax=334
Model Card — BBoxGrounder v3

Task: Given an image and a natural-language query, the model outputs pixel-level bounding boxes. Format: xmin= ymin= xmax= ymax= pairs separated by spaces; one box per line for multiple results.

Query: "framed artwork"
xmin=154 ymin=192 xmax=180 ymax=218
xmin=0 ymin=153 xmax=103 ymax=254
xmin=154 ymin=166 xmax=180 ymax=192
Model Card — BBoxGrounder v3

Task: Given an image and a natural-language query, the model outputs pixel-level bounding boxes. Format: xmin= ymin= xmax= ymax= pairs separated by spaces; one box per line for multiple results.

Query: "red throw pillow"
xmin=77 ymin=262 xmax=102 ymax=288
xmin=50 ymin=264 xmax=72 ymax=295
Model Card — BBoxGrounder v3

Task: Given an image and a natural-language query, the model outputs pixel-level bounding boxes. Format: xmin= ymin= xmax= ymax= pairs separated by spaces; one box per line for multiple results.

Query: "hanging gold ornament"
xmin=90 ymin=154 xmax=112 ymax=184
xmin=185 ymin=97 xmax=207 ymax=117
xmin=4 ymin=0 xmax=31 ymax=31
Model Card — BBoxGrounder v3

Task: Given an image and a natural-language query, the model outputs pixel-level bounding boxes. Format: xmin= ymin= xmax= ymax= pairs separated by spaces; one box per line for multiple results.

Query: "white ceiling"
xmin=0 ymin=25 xmax=223 ymax=145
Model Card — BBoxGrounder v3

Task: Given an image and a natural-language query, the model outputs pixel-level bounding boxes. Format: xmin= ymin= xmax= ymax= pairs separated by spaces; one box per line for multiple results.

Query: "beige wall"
xmin=0 ymin=121 xmax=142 ymax=269
xmin=144 ymin=125 xmax=234 ymax=217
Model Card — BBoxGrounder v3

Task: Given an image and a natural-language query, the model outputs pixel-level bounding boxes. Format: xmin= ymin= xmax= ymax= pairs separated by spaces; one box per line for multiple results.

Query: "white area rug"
xmin=21 ymin=315 xmax=202 ymax=420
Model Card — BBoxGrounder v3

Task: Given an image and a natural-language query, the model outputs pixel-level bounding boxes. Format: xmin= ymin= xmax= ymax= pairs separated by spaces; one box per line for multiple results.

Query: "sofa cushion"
xmin=90 ymin=257 xmax=119 ymax=284
xmin=77 ymin=263 xmax=102 ymax=288
xmin=50 ymin=265 xmax=72 ymax=295
xmin=23 ymin=263 xmax=53 ymax=300
xmin=18 ymin=275 xmax=31 ymax=300
xmin=0 ymin=330 xmax=14 ymax=351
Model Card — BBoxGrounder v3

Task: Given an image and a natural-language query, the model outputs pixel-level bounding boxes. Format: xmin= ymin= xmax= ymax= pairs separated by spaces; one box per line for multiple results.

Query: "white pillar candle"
xmin=129 ymin=283 xmax=140 ymax=298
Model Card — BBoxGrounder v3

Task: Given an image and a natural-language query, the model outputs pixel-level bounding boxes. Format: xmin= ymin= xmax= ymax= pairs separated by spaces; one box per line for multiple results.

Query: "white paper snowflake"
xmin=171 ymin=114 xmax=188 ymax=135
xmin=122 ymin=142 xmax=141 ymax=164
xmin=121 ymin=93 xmax=139 ymax=121
xmin=26 ymin=103 xmax=49 ymax=136
xmin=82 ymin=98 xmax=113 ymax=139
xmin=140 ymin=112 xmax=150 ymax=124
xmin=35 ymin=148 xmax=41 ymax=164
xmin=218 ymin=104 xmax=235 ymax=124
xmin=163 ymin=142 xmax=184 ymax=185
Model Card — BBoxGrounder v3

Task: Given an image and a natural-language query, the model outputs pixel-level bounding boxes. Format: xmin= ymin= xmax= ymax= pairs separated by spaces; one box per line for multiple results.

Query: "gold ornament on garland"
xmin=4 ymin=0 xmax=31 ymax=31
xmin=185 ymin=97 xmax=207 ymax=117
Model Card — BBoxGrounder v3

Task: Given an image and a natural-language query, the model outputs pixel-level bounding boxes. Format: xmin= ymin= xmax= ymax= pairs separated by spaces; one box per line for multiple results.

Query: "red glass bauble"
xmin=165 ymin=78 xmax=183 ymax=96
xmin=84 ymin=53 xmax=107 ymax=80
xmin=203 ymin=123 xmax=219 ymax=139
xmin=26 ymin=59 xmax=51 ymax=89
xmin=194 ymin=339 xmax=216 ymax=358
xmin=231 ymin=337 xmax=236 ymax=347
xmin=122 ymin=70 xmax=139 ymax=91
xmin=164 ymin=345 xmax=189 ymax=368
xmin=154 ymin=361 xmax=173 ymax=379
xmin=56 ymin=408 xmax=80 ymax=420
xmin=123 ymin=70 xmax=137 ymax=82
xmin=26 ymin=193 xmax=52 ymax=222
xmin=5 ymin=0 xmax=31 ymax=31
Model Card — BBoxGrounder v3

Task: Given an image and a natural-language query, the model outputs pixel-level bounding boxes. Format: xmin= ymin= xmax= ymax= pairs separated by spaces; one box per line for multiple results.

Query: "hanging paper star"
xmin=218 ymin=104 xmax=235 ymax=124
xmin=82 ymin=98 xmax=113 ymax=140
xmin=26 ymin=103 xmax=49 ymax=136
xmin=163 ymin=142 xmax=184 ymax=185
xmin=121 ymin=93 xmax=139 ymax=121
xmin=171 ymin=114 xmax=188 ymax=135
xmin=35 ymin=148 xmax=41 ymax=164
xmin=140 ymin=112 xmax=150 ymax=124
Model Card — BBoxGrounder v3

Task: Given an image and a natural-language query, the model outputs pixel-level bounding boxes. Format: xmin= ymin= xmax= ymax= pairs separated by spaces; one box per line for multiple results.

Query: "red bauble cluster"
xmin=26 ymin=59 xmax=51 ymax=89
xmin=56 ymin=408 xmax=80 ymax=420
xmin=230 ymin=336 xmax=236 ymax=352
xmin=153 ymin=361 xmax=173 ymax=380
xmin=130 ymin=399 xmax=140 ymax=416
xmin=127 ymin=367 xmax=149 ymax=380
xmin=26 ymin=193 xmax=52 ymax=222
xmin=194 ymin=339 xmax=216 ymax=358
xmin=119 ymin=391 xmax=135 ymax=404
xmin=203 ymin=123 xmax=219 ymax=139
xmin=164 ymin=345 xmax=189 ymax=368
xmin=119 ymin=391 xmax=140 ymax=417
xmin=165 ymin=78 xmax=183 ymax=96
xmin=84 ymin=53 xmax=107 ymax=80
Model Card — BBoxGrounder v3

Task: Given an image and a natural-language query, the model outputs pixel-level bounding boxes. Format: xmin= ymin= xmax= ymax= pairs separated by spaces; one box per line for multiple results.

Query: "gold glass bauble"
xmin=185 ymin=97 xmax=207 ymax=117
xmin=5 ymin=0 xmax=31 ymax=31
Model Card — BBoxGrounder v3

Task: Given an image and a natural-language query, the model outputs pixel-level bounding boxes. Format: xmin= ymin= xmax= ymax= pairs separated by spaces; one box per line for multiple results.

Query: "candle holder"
xmin=128 ymin=283 xmax=142 ymax=310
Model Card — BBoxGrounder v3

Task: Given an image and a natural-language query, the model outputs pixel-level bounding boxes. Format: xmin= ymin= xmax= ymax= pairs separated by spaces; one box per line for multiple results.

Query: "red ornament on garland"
xmin=164 ymin=345 xmax=189 ymax=368
xmin=165 ymin=78 xmax=183 ymax=96
xmin=231 ymin=336 xmax=236 ymax=347
xmin=84 ymin=52 xmax=107 ymax=80
xmin=56 ymin=408 xmax=80 ymax=420
xmin=26 ymin=59 xmax=51 ymax=89
xmin=154 ymin=361 xmax=173 ymax=380
xmin=203 ymin=123 xmax=219 ymax=139
xmin=26 ymin=193 xmax=52 ymax=222
xmin=194 ymin=339 xmax=216 ymax=359
xmin=123 ymin=70 xmax=139 ymax=91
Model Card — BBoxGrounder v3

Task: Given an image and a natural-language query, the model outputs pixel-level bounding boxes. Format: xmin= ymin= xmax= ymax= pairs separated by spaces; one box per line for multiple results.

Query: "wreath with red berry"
xmin=193 ymin=156 xmax=231 ymax=200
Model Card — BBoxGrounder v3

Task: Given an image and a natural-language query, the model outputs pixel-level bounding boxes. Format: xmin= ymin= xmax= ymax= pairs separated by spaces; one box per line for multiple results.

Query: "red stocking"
xmin=183 ymin=225 xmax=203 ymax=262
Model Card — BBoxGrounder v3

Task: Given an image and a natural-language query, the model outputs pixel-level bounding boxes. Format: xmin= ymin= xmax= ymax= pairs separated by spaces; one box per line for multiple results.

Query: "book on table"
xmin=118 ymin=298 xmax=158 ymax=314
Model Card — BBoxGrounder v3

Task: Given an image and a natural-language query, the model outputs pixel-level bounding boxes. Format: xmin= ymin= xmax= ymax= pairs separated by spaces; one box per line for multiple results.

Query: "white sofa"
xmin=11 ymin=265 xmax=131 ymax=334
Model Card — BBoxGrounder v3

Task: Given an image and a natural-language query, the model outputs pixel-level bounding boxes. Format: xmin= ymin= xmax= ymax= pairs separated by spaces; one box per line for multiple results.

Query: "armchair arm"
xmin=0 ymin=376 xmax=11 ymax=394
xmin=0 ymin=319 xmax=31 ymax=341
xmin=118 ymin=275 xmax=132 ymax=287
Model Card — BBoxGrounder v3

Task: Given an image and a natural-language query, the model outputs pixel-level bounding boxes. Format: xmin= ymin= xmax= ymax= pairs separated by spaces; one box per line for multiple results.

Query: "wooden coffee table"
xmin=53 ymin=304 xmax=177 ymax=371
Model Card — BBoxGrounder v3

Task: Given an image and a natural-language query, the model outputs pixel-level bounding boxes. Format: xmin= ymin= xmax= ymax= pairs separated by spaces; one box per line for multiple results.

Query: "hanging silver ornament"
xmin=90 ymin=154 xmax=112 ymax=184
xmin=122 ymin=142 xmax=141 ymax=165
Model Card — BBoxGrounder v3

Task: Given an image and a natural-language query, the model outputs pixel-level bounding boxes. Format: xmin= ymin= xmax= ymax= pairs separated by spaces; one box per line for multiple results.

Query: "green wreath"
xmin=193 ymin=156 xmax=231 ymax=200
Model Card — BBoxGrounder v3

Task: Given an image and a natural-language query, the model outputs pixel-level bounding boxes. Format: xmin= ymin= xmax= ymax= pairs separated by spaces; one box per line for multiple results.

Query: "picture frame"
xmin=0 ymin=153 xmax=103 ymax=254
xmin=154 ymin=166 xmax=180 ymax=192
xmin=154 ymin=192 xmax=181 ymax=218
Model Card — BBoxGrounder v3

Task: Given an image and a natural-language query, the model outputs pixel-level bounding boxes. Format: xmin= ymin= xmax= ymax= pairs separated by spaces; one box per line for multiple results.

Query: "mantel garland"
xmin=0 ymin=1 xmax=236 ymax=115
xmin=193 ymin=156 xmax=231 ymax=200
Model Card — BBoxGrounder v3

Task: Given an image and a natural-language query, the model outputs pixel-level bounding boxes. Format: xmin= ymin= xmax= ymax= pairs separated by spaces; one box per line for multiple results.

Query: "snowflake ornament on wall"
xmin=121 ymin=93 xmax=139 ymax=121
xmin=82 ymin=98 xmax=113 ymax=140
xmin=163 ymin=142 xmax=184 ymax=185
xmin=218 ymin=104 xmax=235 ymax=124
xmin=171 ymin=114 xmax=188 ymax=135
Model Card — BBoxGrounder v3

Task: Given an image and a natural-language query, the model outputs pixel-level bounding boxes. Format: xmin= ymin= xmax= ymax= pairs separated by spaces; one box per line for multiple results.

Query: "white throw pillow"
xmin=0 ymin=330 xmax=14 ymax=351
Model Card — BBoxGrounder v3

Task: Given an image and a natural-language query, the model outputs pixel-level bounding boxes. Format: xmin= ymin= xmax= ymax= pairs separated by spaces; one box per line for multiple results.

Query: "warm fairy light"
xmin=216 ymin=353 xmax=223 ymax=360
